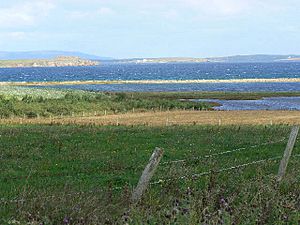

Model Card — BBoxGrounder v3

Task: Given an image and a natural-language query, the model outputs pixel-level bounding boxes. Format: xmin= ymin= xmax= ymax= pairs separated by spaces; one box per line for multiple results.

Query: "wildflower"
xmin=282 ymin=214 xmax=288 ymax=222
xmin=220 ymin=196 xmax=229 ymax=208
xmin=63 ymin=217 xmax=70 ymax=224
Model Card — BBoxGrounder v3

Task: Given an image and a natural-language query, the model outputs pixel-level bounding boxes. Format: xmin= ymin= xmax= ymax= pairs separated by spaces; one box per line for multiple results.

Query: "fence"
xmin=1 ymin=126 xmax=299 ymax=205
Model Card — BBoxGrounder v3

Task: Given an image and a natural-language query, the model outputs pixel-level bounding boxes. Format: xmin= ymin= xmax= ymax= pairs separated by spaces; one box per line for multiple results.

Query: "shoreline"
xmin=1 ymin=78 xmax=300 ymax=86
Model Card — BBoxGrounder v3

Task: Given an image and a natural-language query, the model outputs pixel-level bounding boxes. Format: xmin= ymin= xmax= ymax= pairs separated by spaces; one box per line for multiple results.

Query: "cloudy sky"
xmin=0 ymin=0 xmax=299 ymax=58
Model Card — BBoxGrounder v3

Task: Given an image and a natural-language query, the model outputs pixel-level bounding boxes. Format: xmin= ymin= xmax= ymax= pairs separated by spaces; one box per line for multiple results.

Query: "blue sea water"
xmin=48 ymin=82 xmax=300 ymax=92
xmin=192 ymin=97 xmax=300 ymax=110
xmin=0 ymin=62 xmax=300 ymax=92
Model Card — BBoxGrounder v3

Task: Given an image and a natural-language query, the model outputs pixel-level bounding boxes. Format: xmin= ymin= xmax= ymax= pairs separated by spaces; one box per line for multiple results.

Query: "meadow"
xmin=1 ymin=86 xmax=300 ymax=120
xmin=0 ymin=124 xmax=299 ymax=224
xmin=0 ymin=87 xmax=213 ymax=119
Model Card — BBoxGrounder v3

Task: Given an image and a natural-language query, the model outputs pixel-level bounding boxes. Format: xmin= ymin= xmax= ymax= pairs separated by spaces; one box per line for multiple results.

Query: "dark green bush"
xmin=25 ymin=111 xmax=38 ymax=118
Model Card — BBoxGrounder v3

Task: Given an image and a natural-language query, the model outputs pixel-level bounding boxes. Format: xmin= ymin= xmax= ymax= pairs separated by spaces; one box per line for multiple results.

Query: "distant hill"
xmin=1 ymin=53 xmax=300 ymax=63
xmin=209 ymin=55 xmax=300 ymax=63
xmin=0 ymin=56 xmax=100 ymax=68
xmin=116 ymin=55 xmax=300 ymax=64
xmin=117 ymin=57 xmax=209 ymax=64
xmin=0 ymin=51 xmax=112 ymax=61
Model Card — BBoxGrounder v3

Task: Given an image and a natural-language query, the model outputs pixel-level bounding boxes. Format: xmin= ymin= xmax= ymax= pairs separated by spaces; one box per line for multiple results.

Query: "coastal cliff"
xmin=0 ymin=56 xmax=100 ymax=68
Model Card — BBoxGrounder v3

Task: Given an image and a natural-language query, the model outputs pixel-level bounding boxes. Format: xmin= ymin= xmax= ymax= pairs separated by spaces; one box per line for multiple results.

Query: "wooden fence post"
xmin=131 ymin=148 xmax=164 ymax=203
xmin=277 ymin=126 xmax=299 ymax=182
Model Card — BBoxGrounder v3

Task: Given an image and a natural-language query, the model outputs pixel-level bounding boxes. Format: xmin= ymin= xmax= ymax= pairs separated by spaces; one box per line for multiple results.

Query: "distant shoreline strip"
xmin=1 ymin=78 xmax=300 ymax=86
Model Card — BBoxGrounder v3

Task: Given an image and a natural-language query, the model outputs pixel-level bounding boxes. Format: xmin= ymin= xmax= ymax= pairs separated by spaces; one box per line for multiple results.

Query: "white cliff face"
xmin=0 ymin=56 xmax=100 ymax=68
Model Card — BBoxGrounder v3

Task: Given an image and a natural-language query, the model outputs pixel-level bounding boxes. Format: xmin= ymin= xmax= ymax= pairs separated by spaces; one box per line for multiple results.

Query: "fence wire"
xmin=1 ymin=132 xmax=299 ymax=206
xmin=162 ymin=138 xmax=287 ymax=165
xmin=151 ymin=154 xmax=300 ymax=185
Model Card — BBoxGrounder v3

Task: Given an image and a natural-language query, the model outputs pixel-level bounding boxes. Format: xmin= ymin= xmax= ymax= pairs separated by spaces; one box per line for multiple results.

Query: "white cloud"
xmin=181 ymin=0 xmax=253 ymax=15
xmin=67 ymin=7 xmax=115 ymax=19
xmin=130 ymin=0 xmax=287 ymax=17
xmin=0 ymin=0 xmax=55 ymax=28
xmin=8 ymin=32 xmax=27 ymax=40
xmin=97 ymin=7 xmax=115 ymax=16
xmin=162 ymin=9 xmax=179 ymax=20
xmin=0 ymin=31 xmax=33 ymax=42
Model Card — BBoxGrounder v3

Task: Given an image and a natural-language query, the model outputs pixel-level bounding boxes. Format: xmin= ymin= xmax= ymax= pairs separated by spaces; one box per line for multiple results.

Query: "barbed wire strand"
xmin=2 ymin=151 xmax=299 ymax=205
xmin=151 ymin=154 xmax=300 ymax=185
xmin=162 ymin=138 xmax=287 ymax=165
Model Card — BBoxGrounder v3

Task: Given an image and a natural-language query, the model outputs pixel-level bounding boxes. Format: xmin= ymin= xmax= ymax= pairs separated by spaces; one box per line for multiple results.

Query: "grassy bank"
xmin=129 ymin=91 xmax=300 ymax=100
xmin=1 ymin=125 xmax=299 ymax=224
xmin=1 ymin=86 xmax=300 ymax=119
xmin=0 ymin=87 xmax=213 ymax=118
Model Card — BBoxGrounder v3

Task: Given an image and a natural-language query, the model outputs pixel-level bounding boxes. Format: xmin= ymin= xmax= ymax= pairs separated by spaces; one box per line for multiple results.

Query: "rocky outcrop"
xmin=0 ymin=56 xmax=100 ymax=68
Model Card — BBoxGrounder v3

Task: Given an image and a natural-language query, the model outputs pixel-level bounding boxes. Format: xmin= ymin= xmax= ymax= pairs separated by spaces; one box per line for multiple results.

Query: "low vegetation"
xmin=130 ymin=91 xmax=300 ymax=100
xmin=0 ymin=87 xmax=213 ymax=119
xmin=0 ymin=125 xmax=299 ymax=224
xmin=1 ymin=86 xmax=300 ymax=119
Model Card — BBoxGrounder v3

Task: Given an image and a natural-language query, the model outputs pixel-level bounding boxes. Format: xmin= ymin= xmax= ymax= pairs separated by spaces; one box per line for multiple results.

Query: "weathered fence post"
xmin=131 ymin=148 xmax=164 ymax=203
xmin=277 ymin=125 xmax=299 ymax=182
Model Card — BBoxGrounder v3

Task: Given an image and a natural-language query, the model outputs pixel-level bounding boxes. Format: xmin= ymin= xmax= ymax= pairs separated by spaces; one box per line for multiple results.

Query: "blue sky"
xmin=0 ymin=0 xmax=299 ymax=58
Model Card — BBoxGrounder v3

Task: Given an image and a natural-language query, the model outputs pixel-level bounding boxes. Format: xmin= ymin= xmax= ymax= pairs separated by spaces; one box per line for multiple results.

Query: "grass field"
xmin=1 ymin=86 xmax=300 ymax=121
xmin=1 ymin=125 xmax=299 ymax=224
xmin=1 ymin=87 xmax=300 ymax=224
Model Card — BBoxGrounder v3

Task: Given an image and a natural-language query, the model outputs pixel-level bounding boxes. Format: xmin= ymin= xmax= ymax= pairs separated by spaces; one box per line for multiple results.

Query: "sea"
xmin=0 ymin=62 xmax=300 ymax=92
xmin=1 ymin=62 xmax=300 ymax=110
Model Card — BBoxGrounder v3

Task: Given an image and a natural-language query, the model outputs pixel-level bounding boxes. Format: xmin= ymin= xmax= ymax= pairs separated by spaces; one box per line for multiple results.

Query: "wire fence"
xmin=1 ymin=137 xmax=287 ymax=181
xmin=152 ymin=154 xmax=300 ymax=185
xmin=2 ymin=153 xmax=299 ymax=205
xmin=161 ymin=138 xmax=287 ymax=165
xmin=1 ymin=127 xmax=299 ymax=205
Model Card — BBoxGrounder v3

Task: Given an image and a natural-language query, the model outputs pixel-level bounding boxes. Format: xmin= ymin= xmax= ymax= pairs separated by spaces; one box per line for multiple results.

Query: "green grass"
xmin=1 ymin=86 xmax=300 ymax=119
xmin=0 ymin=86 xmax=84 ymax=99
xmin=130 ymin=91 xmax=300 ymax=100
xmin=0 ymin=87 xmax=215 ymax=118
xmin=0 ymin=125 xmax=299 ymax=224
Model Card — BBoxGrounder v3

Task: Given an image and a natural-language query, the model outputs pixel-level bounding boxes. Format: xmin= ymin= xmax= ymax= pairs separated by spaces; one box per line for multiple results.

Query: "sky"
xmin=0 ymin=0 xmax=299 ymax=58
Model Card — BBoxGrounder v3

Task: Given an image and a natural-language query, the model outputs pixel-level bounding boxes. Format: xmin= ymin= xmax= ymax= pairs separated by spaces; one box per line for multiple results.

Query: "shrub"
xmin=25 ymin=111 xmax=38 ymax=118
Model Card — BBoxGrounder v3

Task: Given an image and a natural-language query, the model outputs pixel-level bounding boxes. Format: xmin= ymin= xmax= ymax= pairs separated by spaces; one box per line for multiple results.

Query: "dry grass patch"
xmin=1 ymin=110 xmax=300 ymax=126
